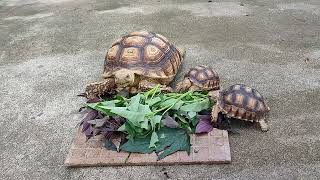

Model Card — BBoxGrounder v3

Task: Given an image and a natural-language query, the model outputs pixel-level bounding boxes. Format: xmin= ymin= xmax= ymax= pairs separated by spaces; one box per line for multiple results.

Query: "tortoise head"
xmin=114 ymin=69 xmax=139 ymax=88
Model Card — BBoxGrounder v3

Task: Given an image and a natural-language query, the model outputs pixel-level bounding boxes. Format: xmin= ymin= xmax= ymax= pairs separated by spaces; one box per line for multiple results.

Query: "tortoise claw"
xmin=259 ymin=119 xmax=269 ymax=132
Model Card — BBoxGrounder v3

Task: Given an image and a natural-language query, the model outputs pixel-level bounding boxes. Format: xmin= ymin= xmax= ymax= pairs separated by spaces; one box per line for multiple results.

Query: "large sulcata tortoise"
xmin=84 ymin=31 xmax=185 ymax=98
xmin=211 ymin=84 xmax=270 ymax=131
xmin=176 ymin=65 xmax=220 ymax=98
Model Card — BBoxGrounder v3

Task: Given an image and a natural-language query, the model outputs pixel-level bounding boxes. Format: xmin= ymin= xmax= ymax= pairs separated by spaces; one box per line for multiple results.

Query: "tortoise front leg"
xmin=84 ymin=78 xmax=116 ymax=99
xmin=138 ymin=80 xmax=173 ymax=92
xmin=175 ymin=78 xmax=192 ymax=92
xmin=258 ymin=119 xmax=269 ymax=132
xmin=208 ymin=90 xmax=220 ymax=101
xmin=211 ymin=100 xmax=221 ymax=123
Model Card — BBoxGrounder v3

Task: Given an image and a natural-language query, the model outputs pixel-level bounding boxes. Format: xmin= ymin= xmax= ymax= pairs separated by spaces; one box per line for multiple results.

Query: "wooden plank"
xmin=64 ymin=128 xmax=231 ymax=167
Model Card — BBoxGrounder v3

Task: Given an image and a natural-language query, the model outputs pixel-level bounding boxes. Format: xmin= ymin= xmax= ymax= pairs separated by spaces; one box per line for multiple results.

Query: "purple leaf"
xmin=87 ymin=118 xmax=107 ymax=127
xmin=78 ymin=107 xmax=90 ymax=114
xmin=162 ymin=115 xmax=179 ymax=128
xmin=81 ymin=110 xmax=98 ymax=124
xmin=79 ymin=110 xmax=125 ymax=140
xmin=100 ymin=127 xmax=115 ymax=132
xmin=82 ymin=122 xmax=91 ymax=132
xmin=84 ymin=125 xmax=94 ymax=138
xmin=195 ymin=114 xmax=213 ymax=134
xmin=98 ymin=116 xmax=125 ymax=140
xmin=93 ymin=129 xmax=101 ymax=136
xmin=81 ymin=109 xmax=98 ymax=139
xmin=96 ymin=112 xmax=104 ymax=119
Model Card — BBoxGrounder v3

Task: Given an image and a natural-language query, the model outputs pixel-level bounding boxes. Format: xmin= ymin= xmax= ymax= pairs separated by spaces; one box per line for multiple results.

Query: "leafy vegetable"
xmin=80 ymin=109 xmax=99 ymax=139
xmin=120 ymin=127 xmax=190 ymax=160
xmin=80 ymin=85 xmax=215 ymax=157
xmin=195 ymin=114 xmax=213 ymax=134
xmin=162 ymin=114 xmax=179 ymax=128
xmin=80 ymin=109 xmax=125 ymax=140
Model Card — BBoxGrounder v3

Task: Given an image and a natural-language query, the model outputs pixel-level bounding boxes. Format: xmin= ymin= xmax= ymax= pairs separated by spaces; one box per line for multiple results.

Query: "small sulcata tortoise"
xmin=176 ymin=65 xmax=220 ymax=98
xmin=84 ymin=30 xmax=185 ymax=98
xmin=211 ymin=84 xmax=270 ymax=131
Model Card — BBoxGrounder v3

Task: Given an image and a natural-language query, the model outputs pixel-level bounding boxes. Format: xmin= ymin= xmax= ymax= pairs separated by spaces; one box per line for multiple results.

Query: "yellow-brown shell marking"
xmin=218 ymin=84 xmax=269 ymax=121
xmin=103 ymin=31 xmax=183 ymax=83
xmin=187 ymin=65 xmax=220 ymax=90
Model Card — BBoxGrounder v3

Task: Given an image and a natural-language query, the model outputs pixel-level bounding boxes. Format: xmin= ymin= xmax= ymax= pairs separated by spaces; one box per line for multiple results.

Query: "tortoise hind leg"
xmin=211 ymin=101 xmax=221 ymax=123
xmin=258 ymin=119 xmax=269 ymax=132
xmin=84 ymin=78 xmax=116 ymax=99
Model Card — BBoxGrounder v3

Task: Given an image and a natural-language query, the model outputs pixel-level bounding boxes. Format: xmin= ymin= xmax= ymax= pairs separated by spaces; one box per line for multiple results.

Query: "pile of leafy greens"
xmin=80 ymin=85 xmax=215 ymax=160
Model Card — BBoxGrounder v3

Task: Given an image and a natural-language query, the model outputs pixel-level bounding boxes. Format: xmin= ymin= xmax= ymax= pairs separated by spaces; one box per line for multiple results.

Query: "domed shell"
xmin=187 ymin=65 xmax=220 ymax=90
xmin=218 ymin=84 xmax=269 ymax=121
xmin=102 ymin=31 xmax=183 ymax=84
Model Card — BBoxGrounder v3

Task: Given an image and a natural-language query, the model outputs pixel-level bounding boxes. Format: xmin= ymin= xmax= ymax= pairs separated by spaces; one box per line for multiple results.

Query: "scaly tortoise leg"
xmin=208 ymin=90 xmax=220 ymax=101
xmin=84 ymin=78 xmax=116 ymax=99
xmin=138 ymin=80 xmax=173 ymax=92
xmin=189 ymin=85 xmax=201 ymax=91
xmin=258 ymin=119 xmax=269 ymax=132
xmin=211 ymin=100 xmax=221 ymax=123
xmin=175 ymin=78 xmax=192 ymax=92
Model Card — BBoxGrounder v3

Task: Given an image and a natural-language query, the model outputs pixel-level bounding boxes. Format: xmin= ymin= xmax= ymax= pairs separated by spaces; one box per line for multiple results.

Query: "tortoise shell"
xmin=218 ymin=84 xmax=269 ymax=121
xmin=187 ymin=65 xmax=220 ymax=90
xmin=102 ymin=31 xmax=183 ymax=84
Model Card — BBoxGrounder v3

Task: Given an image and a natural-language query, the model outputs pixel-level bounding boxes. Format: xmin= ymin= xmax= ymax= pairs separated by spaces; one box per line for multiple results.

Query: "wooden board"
xmin=64 ymin=128 xmax=231 ymax=167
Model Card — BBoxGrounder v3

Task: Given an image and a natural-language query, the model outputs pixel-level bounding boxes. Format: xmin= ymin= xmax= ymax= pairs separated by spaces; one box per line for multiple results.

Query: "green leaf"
xmin=158 ymin=98 xmax=176 ymax=107
xmin=172 ymin=100 xmax=184 ymax=110
xmin=149 ymin=131 xmax=159 ymax=148
xmin=124 ymin=122 xmax=136 ymax=139
xmin=144 ymin=84 xmax=160 ymax=99
xmin=120 ymin=127 xmax=190 ymax=160
xmin=188 ymin=111 xmax=197 ymax=119
xmin=150 ymin=115 xmax=162 ymax=131
xmin=137 ymin=104 xmax=152 ymax=114
xmin=115 ymin=96 xmax=129 ymax=106
xmin=87 ymin=102 xmax=99 ymax=109
xmin=174 ymin=114 xmax=188 ymax=124
xmin=180 ymin=98 xmax=210 ymax=112
xmin=117 ymin=124 xmax=126 ymax=132
xmin=100 ymin=100 xmax=120 ymax=107
xmin=109 ymin=107 xmax=145 ymax=126
xmin=146 ymin=97 xmax=162 ymax=106
xmin=120 ymin=137 xmax=154 ymax=154
xmin=190 ymin=117 xmax=199 ymax=133
xmin=178 ymin=121 xmax=193 ymax=134
xmin=140 ymin=118 xmax=150 ymax=130
xmin=128 ymin=94 xmax=141 ymax=112
xmin=156 ymin=127 xmax=190 ymax=160
xmin=86 ymin=105 xmax=113 ymax=116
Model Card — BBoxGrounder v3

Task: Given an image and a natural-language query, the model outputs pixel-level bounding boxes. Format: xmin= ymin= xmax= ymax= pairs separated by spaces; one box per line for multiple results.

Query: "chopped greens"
xmin=80 ymin=85 xmax=215 ymax=160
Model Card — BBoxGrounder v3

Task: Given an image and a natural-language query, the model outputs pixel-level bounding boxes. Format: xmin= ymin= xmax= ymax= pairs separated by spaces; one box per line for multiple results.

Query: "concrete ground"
xmin=1 ymin=0 xmax=320 ymax=179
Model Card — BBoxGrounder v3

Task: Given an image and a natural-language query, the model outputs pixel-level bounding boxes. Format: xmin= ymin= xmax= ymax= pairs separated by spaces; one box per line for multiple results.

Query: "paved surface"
xmin=1 ymin=0 xmax=320 ymax=179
